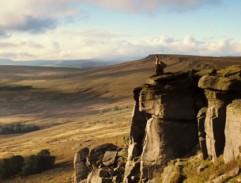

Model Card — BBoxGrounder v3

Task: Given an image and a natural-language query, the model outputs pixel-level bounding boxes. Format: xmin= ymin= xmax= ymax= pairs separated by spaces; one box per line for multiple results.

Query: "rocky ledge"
xmin=74 ymin=65 xmax=241 ymax=183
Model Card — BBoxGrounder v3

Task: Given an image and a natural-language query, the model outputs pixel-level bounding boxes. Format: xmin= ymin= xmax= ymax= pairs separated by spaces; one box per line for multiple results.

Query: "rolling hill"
xmin=0 ymin=54 xmax=241 ymax=183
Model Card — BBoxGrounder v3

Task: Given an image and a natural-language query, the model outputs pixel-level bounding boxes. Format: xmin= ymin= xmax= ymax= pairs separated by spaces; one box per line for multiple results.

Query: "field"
xmin=1 ymin=55 xmax=241 ymax=182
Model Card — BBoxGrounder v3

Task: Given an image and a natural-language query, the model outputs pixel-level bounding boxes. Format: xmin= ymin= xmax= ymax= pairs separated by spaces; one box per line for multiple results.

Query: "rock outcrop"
xmin=124 ymin=65 xmax=241 ymax=182
xmin=74 ymin=65 xmax=241 ymax=183
xmin=124 ymin=72 xmax=201 ymax=182
xmin=198 ymin=65 xmax=241 ymax=161
xmin=74 ymin=143 xmax=125 ymax=183
xmin=224 ymin=99 xmax=241 ymax=163
xmin=74 ymin=147 xmax=90 ymax=183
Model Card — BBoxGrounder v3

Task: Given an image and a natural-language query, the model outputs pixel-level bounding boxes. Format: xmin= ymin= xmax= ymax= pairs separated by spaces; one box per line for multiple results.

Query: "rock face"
xmin=123 ymin=65 xmax=241 ymax=182
xmin=74 ymin=144 xmax=125 ymax=183
xmin=198 ymin=65 xmax=241 ymax=160
xmin=74 ymin=147 xmax=90 ymax=183
xmin=74 ymin=65 xmax=241 ymax=183
xmin=224 ymin=100 xmax=241 ymax=163
xmin=124 ymin=72 xmax=201 ymax=182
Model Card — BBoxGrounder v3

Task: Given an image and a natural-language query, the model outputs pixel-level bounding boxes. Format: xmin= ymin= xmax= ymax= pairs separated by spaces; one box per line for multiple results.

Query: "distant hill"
xmin=0 ymin=59 xmax=121 ymax=68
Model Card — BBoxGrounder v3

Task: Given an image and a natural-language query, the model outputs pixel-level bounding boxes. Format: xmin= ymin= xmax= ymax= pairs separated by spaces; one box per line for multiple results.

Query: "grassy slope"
xmin=0 ymin=55 xmax=241 ymax=183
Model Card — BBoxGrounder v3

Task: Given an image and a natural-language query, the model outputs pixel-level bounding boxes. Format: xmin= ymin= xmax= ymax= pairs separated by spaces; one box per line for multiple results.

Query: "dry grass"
xmin=0 ymin=55 xmax=241 ymax=182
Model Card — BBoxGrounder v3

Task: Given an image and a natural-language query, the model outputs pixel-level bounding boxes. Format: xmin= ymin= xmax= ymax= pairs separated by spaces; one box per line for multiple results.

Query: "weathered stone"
xmin=146 ymin=72 xmax=189 ymax=85
xmin=140 ymin=117 xmax=198 ymax=182
xmin=198 ymin=75 xmax=241 ymax=91
xmin=161 ymin=160 xmax=183 ymax=183
xmin=74 ymin=148 xmax=91 ymax=183
xmin=98 ymin=168 xmax=112 ymax=178
xmin=193 ymin=69 xmax=217 ymax=78
xmin=203 ymin=90 xmax=236 ymax=160
xmin=87 ymin=169 xmax=100 ymax=183
xmin=218 ymin=65 xmax=241 ymax=77
xmin=87 ymin=169 xmax=112 ymax=183
xmin=79 ymin=179 xmax=87 ymax=183
xmin=206 ymin=166 xmax=240 ymax=183
xmin=74 ymin=147 xmax=89 ymax=165
xmin=124 ymin=87 xmax=148 ymax=183
xmin=102 ymin=151 xmax=117 ymax=167
xmin=88 ymin=143 xmax=118 ymax=168
xmin=224 ymin=100 xmax=241 ymax=163
xmin=75 ymin=162 xmax=90 ymax=181
xmin=197 ymin=108 xmax=208 ymax=159
xmin=139 ymin=77 xmax=196 ymax=120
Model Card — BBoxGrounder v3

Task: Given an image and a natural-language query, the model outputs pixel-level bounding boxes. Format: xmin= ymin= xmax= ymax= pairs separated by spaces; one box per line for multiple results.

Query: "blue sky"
xmin=0 ymin=0 xmax=240 ymax=61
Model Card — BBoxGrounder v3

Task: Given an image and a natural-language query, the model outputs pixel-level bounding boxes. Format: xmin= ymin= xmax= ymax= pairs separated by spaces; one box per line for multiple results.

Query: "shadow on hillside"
xmin=87 ymin=67 xmax=153 ymax=79
xmin=54 ymin=161 xmax=72 ymax=169
xmin=0 ymin=85 xmax=127 ymax=117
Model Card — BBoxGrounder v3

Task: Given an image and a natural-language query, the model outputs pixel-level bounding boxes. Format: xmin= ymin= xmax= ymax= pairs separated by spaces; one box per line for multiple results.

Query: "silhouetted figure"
xmin=155 ymin=56 xmax=167 ymax=75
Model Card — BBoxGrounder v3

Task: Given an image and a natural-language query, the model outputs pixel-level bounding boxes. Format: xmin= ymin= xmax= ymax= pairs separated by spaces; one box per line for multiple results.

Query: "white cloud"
xmin=0 ymin=26 xmax=240 ymax=60
xmin=0 ymin=0 xmax=83 ymax=34
xmin=0 ymin=0 xmax=237 ymax=60
xmin=0 ymin=0 xmax=222 ymax=36
xmin=82 ymin=0 xmax=222 ymax=13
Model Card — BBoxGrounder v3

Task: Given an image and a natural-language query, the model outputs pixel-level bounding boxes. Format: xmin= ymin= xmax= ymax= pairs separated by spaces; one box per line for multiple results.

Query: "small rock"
xmin=102 ymin=150 xmax=118 ymax=167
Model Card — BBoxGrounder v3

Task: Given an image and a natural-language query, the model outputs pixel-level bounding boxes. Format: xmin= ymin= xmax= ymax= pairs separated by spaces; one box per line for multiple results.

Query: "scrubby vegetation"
xmin=0 ymin=149 xmax=55 ymax=181
xmin=0 ymin=123 xmax=40 ymax=135
xmin=0 ymin=155 xmax=24 ymax=179
xmin=0 ymin=85 xmax=32 ymax=91
xmin=21 ymin=149 xmax=55 ymax=176
xmin=160 ymin=154 xmax=241 ymax=183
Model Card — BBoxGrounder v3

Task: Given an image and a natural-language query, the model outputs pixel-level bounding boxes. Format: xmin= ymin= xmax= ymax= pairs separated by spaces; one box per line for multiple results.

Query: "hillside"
xmin=0 ymin=59 xmax=121 ymax=68
xmin=1 ymin=55 xmax=241 ymax=183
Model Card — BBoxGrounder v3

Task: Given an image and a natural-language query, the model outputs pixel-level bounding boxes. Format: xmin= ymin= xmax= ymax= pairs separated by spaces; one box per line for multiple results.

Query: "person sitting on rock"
xmin=155 ymin=55 xmax=167 ymax=75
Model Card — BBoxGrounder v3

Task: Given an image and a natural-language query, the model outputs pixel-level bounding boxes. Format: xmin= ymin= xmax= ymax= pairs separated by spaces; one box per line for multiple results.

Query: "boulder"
xmin=139 ymin=76 xmax=196 ymax=121
xmin=124 ymin=87 xmax=148 ymax=183
xmin=146 ymin=72 xmax=189 ymax=85
xmin=74 ymin=147 xmax=89 ymax=165
xmin=74 ymin=163 xmax=91 ymax=183
xmin=98 ymin=168 xmax=112 ymax=178
xmin=88 ymin=143 xmax=118 ymax=168
xmin=197 ymin=108 xmax=208 ymax=159
xmin=202 ymin=89 xmax=238 ymax=160
xmin=102 ymin=151 xmax=118 ymax=167
xmin=224 ymin=100 xmax=241 ymax=163
xmin=198 ymin=65 xmax=241 ymax=92
xmin=161 ymin=160 xmax=183 ymax=183
xmin=140 ymin=116 xmax=198 ymax=182
xmin=74 ymin=148 xmax=91 ymax=183
xmin=87 ymin=169 xmax=112 ymax=183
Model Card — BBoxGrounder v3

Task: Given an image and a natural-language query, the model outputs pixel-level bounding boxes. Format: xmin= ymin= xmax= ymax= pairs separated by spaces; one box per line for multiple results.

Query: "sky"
xmin=0 ymin=0 xmax=241 ymax=61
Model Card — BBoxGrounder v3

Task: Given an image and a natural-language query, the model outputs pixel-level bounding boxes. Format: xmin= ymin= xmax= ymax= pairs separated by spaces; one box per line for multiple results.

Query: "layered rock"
xmin=224 ymin=100 xmax=241 ymax=163
xmin=74 ymin=147 xmax=90 ymax=183
xmin=74 ymin=65 xmax=241 ymax=182
xmin=124 ymin=65 xmax=241 ymax=182
xmin=198 ymin=65 xmax=241 ymax=160
xmin=197 ymin=107 xmax=208 ymax=159
xmin=124 ymin=87 xmax=149 ymax=183
xmin=124 ymin=72 xmax=200 ymax=182
xmin=74 ymin=143 xmax=125 ymax=183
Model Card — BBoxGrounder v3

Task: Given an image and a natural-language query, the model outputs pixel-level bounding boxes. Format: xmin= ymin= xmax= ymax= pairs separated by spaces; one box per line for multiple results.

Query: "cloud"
xmin=9 ymin=16 xmax=57 ymax=34
xmin=0 ymin=0 xmax=223 ymax=36
xmin=0 ymin=0 xmax=82 ymax=34
xmin=82 ymin=0 xmax=223 ymax=13
xmin=0 ymin=29 xmax=8 ymax=37
xmin=1 ymin=26 xmax=240 ymax=61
